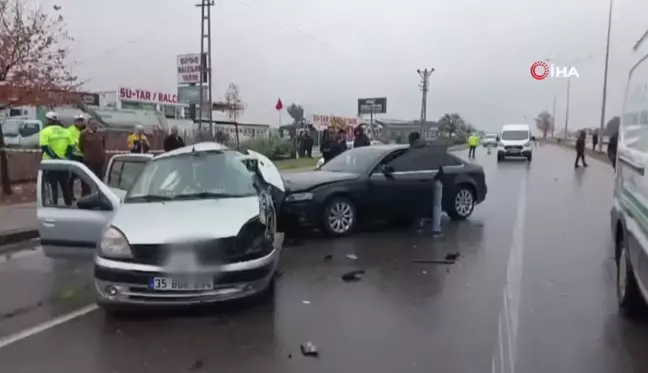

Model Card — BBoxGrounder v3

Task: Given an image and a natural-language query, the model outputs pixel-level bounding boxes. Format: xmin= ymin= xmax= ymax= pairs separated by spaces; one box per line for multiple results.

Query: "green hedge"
xmin=239 ymin=137 xmax=294 ymax=160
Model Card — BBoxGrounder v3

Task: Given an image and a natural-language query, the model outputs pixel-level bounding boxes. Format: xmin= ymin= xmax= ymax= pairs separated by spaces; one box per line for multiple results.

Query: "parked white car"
xmin=37 ymin=143 xmax=285 ymax=313
xmin=1 ymin=119 xmax=42 ymax=148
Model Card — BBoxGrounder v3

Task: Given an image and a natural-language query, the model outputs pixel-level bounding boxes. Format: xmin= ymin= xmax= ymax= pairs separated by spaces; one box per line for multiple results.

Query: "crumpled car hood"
xmin=110 ymin=197 xmax=261 ymax=244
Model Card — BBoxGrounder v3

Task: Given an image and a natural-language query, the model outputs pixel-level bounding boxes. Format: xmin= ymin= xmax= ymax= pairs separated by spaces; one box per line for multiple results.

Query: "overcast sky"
xmin=35 ymin=0 xmax=648 ymax=132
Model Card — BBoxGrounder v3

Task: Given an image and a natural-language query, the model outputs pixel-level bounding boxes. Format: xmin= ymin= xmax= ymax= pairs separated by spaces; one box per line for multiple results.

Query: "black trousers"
xmin=468 ymin=146 xmax=476 ymax=158
xmin=575 ymin=152 xmax=587 ymax=167
xmin=306 ymin=146 xmax=312 ymax=158
xmin=82 ymin=162 xmax=104 ymax=196
xmin=47 ymin=171 xmax=73 ymax=206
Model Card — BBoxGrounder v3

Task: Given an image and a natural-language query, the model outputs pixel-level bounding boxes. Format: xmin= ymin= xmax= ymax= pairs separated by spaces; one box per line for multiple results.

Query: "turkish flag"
xmin=275 ymin=98 xmax=283 ymax=111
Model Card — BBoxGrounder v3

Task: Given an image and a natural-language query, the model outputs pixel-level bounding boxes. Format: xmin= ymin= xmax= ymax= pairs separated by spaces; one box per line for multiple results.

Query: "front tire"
xmin=446 ymin=186 xmax=475 ymax=221
xmin=321 ymin=197 xmax=357 ymax=236
xmin=497 ymin=155 xmax=504 ymax=162
xmin=617 ymin=234 xmax=646 ymax=318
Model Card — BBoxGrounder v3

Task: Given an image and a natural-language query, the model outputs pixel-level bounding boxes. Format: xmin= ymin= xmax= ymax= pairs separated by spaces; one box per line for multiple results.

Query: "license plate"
xmin=149 ymin=277 xmax=214 ymax=291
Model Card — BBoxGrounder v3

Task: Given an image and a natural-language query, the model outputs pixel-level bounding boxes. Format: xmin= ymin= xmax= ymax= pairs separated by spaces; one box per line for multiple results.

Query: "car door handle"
xmin=42 ymin=219 xmax=56 ymax=227
xmin=619 ymin=155 xmax=644 ymax=175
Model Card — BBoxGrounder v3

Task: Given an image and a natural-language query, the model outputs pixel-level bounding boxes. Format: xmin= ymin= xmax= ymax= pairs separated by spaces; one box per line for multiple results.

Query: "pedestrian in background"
xmin=467 ymin=133 xmax=480 ymax=158
xmin=79 ymin=119 xmax=106 ymax=190
xmin=127 ymin=125 xmax=150 ymax=153
xmin=320 ymin=128 xmax=334 ymax=164
xmin=353 ymin=125 xmax=371 ymax=148
xmin=303 ymin=131 xmax=314 ymax=158
xmin=67 ymin=115 xmax=86 ymax=200
xmin=297 ymin=131 xmax=306 ymax=158
xmin=608 ymin=130 xmax=618 ymax=170
xmin=163 ymin=126 xmax=185 ymax=152
xmin=39 ymin=111 xmax=74 ymax=206
xmin=575 ymin=130 xmax=589 ymax=168
xmin=592 ymin=131 xmax=599 ymax=152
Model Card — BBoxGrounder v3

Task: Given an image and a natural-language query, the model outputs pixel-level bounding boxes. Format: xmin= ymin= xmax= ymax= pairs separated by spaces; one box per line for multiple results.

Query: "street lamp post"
xmin=598 ymin=0 xmax=614 ymax=151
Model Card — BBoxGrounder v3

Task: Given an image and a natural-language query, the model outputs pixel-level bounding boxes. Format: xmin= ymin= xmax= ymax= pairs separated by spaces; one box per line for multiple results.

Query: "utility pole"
xmin=564 ymin=77 xmax=571 ymax=141
xmin=417 ymin=68 xmax=434 ymax=137
xmin=196 ymin=0 xmax=214 ymax=141
xmin=598 ymin=0 xmax=614 ymax=151
xmin=551 ymin=95 xmax=556 ymax=139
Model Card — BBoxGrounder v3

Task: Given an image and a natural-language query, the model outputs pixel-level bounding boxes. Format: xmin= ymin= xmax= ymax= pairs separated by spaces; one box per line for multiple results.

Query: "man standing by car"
xmin=353 ymin=125 xmax=371 ymax=148
xmin=320 ymin=128 xmax=334 ymax=163
xmin=592 ymin=131 xmax=599 ymax=152
xmin=163 ymin=126 xmax=185 ymax=152
xmin=330 ymin=128 xmax=348 ymax=158
xmin=128 ymin=125 xmax=150 ymax=153
xmin=575 ymin=130 xmax=588 ymax=168
xmin=608 ymin=130 xmax=618 ymax=170
xmin=303 ymin=131 xmax=314 ymax=157
xmin=67 ymin=115 xmax=86 ymax=199
xmin=39 ymin=111 xmax=74 ymax=206
xmin=79 ymin=119 xmax=106 ymax=185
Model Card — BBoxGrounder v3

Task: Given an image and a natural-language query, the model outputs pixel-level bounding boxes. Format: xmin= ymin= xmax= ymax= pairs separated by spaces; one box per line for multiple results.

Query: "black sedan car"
xmin=280 ymin=144 xmax=487 ymax=236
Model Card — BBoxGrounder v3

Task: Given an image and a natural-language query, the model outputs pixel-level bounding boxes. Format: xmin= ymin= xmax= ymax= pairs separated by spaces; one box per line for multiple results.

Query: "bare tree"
xmin=224 ymin=83 xmax=246 ymax=122
xmin=0 ymin=0 xmax=78 ymax=195
xmin=534 ymin=110 xmax=554 ymax=139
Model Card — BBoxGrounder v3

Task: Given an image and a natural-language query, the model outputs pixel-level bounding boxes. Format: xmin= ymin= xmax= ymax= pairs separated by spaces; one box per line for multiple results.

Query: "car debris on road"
xmin=300 ymin=341 xmax=319 ymax=357
xmin=341 ymin=270 xmax=365 ymax=282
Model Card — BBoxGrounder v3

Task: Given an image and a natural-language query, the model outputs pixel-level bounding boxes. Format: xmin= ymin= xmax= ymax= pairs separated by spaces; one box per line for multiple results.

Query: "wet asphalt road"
xmin=0 ymin=144 xmax=647 ymax=373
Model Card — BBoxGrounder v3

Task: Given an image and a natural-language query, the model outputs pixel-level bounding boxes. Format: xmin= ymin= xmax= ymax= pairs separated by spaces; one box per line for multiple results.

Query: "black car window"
xmin=386 ymin=147 xmax=449 ymax=172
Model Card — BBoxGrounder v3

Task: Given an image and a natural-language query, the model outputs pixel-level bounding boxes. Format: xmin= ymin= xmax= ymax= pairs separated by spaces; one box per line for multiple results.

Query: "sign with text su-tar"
xmin=118 ymin=87 xmax=178 ymax=105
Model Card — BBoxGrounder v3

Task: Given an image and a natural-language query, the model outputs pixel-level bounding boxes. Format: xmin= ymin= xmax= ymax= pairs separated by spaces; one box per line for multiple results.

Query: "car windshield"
xmin=501 ymin=130 xmax=529 ymax=140
xmin=1 ymin=119 xmax=22 ymax=136
xmin=124 ymin=150 xmax=257 ymax=203
xmin=320 ymin=147 xmax=385 ymax=174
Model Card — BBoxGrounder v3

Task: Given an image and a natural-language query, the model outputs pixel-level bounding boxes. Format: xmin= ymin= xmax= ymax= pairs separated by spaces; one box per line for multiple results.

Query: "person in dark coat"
xmin=303 ymin=131 xmax=314 ymax=157
xmin=330 ymin=128 xmax=348 ymax=158
xmin=353 ymin=125 xmax=371 ymax=148
xmin=575 ymin=130 xmax=588 ymax=168
xmin=608 ymin=131 xmax=618 ymax=170
xmin=163 ymin=126 xmax=185 ymax=152
xmin=592 ymin=131 xmax=599 ymax=152
xmin=320 ymin=128 xmax=334 ymax=163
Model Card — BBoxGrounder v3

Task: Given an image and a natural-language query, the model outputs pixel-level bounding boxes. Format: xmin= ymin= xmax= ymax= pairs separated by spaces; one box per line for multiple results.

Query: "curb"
xmin=0 ymin=229 xmax=39 ymax=247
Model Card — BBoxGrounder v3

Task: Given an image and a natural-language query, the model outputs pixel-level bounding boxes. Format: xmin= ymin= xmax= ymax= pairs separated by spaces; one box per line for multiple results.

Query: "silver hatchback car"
xmin=37 ymin=143 xmax=285 ymax=312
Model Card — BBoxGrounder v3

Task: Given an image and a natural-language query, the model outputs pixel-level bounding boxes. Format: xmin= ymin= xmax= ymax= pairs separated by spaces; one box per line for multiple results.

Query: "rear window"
xmin=107 ymin=160 xmax=148 ymax=191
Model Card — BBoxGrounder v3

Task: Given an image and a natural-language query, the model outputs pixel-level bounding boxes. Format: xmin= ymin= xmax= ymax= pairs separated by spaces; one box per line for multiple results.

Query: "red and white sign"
xmin=177 ymin=53 xmax=205 ymax=85
xmin=118 ymin=87 xmax=178 ymax=105
xmin=312 ymin=114 xmax=359 ymax=130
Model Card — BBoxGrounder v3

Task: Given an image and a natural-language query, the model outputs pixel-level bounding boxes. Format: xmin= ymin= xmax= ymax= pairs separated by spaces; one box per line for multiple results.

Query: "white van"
xmin=496 ymin=124 xmax=533 ymax=162
xmin=1 ymin=119 xmax=42 ymax=148
xmin=610 ymin=32 xmax=648 ymax=318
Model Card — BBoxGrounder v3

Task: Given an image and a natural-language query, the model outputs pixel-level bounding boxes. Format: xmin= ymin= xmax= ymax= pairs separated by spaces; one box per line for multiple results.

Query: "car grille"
xmin=504 ymin=145 xmax=523 ymax=150
xmin=130 ymin=238 xmax=237 ymax=266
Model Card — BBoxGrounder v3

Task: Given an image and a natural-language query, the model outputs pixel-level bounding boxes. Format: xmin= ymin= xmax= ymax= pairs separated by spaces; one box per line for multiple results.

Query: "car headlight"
xmin=285 ymin=192 xmax=313 ymax=202
xmin=523 ymin=141 xmax=531 ymax=147
xmin=228 ymin=218 xmax=273 ymax=260
xmin=98 ymin=226 xmax=132 ymax=259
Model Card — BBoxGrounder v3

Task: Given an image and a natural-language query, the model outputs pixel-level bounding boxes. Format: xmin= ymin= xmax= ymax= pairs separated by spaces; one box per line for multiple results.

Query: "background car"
xmin=281 ymin=144 xmax=487 ymax=236
xmin=36 ymin=143 xmax=285 ymax=312
xmin=481 ymin=134 xmax=498 ymax=147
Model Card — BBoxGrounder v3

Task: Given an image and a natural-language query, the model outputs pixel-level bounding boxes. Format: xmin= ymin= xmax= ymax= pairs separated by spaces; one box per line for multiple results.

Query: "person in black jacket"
xmin=575 ymin=130 xmax=588 ymax=168
xmin=163 ymin=126 xmax=185 ymax=152
xmin=320 ymin=128 xmax=334 ymax=163
xmin=353 ymin=125 xmax=371 ymax=148
xmin=303 ymin=131 xmax=314 ymax=157
xmin=330 ymin=128 xmax=348 ymax=158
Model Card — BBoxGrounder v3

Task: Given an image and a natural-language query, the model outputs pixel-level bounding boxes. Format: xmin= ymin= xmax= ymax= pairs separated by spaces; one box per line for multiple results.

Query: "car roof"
xmin=153 ymin=141 xmax=232 ymax=160
xmin=501 ymin=124 xmax=530 ymax=131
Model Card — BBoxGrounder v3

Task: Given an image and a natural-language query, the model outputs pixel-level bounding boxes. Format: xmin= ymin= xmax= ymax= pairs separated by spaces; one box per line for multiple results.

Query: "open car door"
xmin=104 ymin=153 xmax=153 ymax=200
xmin=38 ymin=160 xmax=121 ymax=260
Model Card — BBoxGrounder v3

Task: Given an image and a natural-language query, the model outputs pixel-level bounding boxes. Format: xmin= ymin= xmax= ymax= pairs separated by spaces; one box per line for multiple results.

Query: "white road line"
xmin=492 ymin=177 xmax=528 ymax=373
xmin=0 ymin=304 xmax=98 ymax=350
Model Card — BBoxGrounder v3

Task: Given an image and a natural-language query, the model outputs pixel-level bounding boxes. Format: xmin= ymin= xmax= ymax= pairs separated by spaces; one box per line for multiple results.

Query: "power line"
xmin=417 ymin=68 xmax=434 ymax=136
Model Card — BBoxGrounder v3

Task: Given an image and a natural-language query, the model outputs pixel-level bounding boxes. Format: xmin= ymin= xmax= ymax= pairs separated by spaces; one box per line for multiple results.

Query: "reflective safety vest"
xmin=39 ymin=125 xmax=73 ymax=159
xmin=67 ymin=125 xmax=83 ymax=157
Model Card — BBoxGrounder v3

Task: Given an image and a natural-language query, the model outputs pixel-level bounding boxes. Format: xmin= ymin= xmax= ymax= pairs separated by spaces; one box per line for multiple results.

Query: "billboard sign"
xmin=358 ymin=97 xmax=387 ymax=115
xmin=118 ymin=87 xmax=179 ymax=105
xmin=312 ymin=114 xmax=359 ymax=130
xmin=177 ymin=53 xmax=207 ymax=85
xmin=177 ymin=85 xmax=209 ymax=105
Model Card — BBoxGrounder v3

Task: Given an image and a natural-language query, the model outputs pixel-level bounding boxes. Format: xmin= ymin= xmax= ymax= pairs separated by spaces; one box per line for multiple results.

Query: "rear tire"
xmin=446 ymin=185 xmax=475 ymax=221
xmin=320 ymin=196 xmax=357 ymax=236
xmin=616 ymin=233 xmax=646 ymax=318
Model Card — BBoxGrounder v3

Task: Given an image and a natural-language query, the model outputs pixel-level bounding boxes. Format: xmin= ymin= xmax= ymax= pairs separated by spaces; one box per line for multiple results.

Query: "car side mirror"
xmin=77 ymin=193 xmax=112 ymax=211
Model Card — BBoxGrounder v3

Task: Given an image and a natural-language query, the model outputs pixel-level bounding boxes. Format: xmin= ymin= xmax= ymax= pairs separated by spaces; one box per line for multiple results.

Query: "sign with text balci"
xmin=177 ymin=53 xmax=207 ymax=85
xmin=357 ymin=97 xmax=387 ymax=115
xmin=177 ymin=85 xmax=209 ymax=105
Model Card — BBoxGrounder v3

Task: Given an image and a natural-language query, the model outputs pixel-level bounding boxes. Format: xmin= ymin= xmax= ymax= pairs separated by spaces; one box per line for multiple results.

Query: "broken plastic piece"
xmin=341 ymin=270 xmax=365 ymax=282
xmin=300 ymin=341 xmax=319 ymax=357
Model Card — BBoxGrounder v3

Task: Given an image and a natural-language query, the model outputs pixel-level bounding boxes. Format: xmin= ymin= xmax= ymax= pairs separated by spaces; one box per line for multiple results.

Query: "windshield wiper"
xmin=171 ymin=192 xmax=247 ymax=200
xmin=125 ymin=194 xmax=173 ymax=202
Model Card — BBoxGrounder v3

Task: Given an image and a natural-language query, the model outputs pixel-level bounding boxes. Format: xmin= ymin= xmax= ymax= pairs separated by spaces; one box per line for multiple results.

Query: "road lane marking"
xmin=0 ymin=304 xmax=98 ymax=350
xmin=492 ymin=177 xmax=527 ymax=373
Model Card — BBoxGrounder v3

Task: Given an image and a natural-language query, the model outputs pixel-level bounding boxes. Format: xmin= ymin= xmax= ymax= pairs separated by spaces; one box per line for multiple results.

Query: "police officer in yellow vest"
xmin=127 ymin=124 xmax=150 ymax=153
xmin=67 ymin=115 xmax=87 ymax=198
xmin=467 ymin=133 xmax=480 ymax=159
xmin=39 ymin=111 xmax=74 ymax=206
